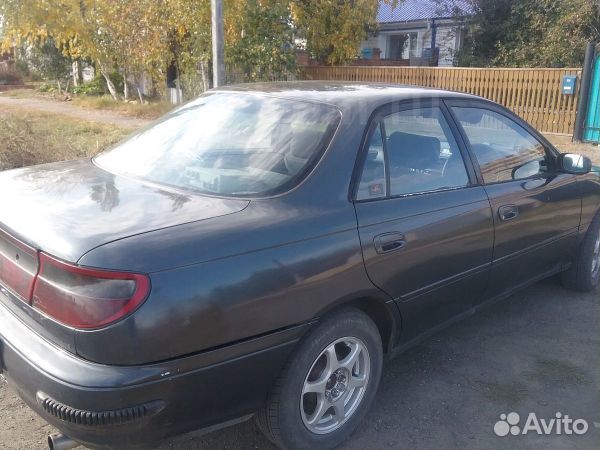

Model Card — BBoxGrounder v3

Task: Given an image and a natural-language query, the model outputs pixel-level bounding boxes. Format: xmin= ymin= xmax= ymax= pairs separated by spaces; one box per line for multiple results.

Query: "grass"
xmin=1 ymin=88 xmax=173 ymax=120
xmin=72 ymin=95 xmax=173 ymax=120
xmin=0 ymin=110 xmax=133 ymax=171
xmin=1 ymin=88 xmax=41 ymax=99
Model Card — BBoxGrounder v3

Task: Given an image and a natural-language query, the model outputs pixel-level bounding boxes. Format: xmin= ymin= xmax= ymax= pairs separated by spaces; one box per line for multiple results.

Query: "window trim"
xmin=351 ymin=98 xmax=478 ymax=203
xmin=444 ymin=99 xmax=561 ymax=187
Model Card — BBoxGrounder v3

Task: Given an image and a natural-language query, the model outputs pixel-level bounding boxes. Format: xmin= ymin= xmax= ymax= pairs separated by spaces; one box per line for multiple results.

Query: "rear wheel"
xmin=561 ymin=213 xmax=600 ymax=292
xmin=257 ymin=308 xmax=383 ymax=449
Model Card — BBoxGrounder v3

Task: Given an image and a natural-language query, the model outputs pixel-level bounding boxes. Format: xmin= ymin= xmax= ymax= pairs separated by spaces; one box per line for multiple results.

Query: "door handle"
xmin=374 ymin=232 xmax=406 ymax=254
xmin=498 ymin=205 xmax=519 ymax=222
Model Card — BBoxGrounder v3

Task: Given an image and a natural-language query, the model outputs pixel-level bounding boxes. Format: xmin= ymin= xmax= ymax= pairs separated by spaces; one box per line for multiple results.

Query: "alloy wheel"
xmin=592 ymin=231 xmax=600 ymax=281
xmin=300 ymin=337 xmax=370 ymax=435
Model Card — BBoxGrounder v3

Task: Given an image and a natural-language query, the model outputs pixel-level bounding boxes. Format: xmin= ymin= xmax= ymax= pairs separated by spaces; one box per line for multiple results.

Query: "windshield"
xmin=95 ymin=93 xmax=341 ymax=197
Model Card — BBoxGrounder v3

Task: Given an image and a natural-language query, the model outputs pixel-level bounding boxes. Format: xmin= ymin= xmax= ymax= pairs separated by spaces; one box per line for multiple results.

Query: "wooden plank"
xmin=297 ymin=66 xmax=581 ymax=134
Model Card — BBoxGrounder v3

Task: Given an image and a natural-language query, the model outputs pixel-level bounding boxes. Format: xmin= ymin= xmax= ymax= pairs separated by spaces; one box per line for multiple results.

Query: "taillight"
xmin=0 ymin=229 xmax=39 ymax=300
xmin=31 ymin=253 xmax=150 ymax=329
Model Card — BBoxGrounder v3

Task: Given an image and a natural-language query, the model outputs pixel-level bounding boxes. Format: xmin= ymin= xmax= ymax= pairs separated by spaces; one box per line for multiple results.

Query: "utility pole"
xmin=211 ymin=0 xmax=225 ymax=88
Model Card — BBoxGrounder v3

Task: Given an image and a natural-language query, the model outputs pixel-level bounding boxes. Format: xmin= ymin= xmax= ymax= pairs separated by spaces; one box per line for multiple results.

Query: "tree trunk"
xmin=72 ymin=60 xmax=81 ymax=87
xmin=56 ymin=79 xmax=62 ymax=95
xmin=199 ymin=59 xmax=211 ymax=91
xmin=123 ymin=72 xmax=129 ymax=101
xmin=99 ymin=65 xmax=118 ymax=100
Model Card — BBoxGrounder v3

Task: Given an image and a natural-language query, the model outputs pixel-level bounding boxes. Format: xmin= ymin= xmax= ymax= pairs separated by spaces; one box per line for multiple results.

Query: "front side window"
xmin=384 ymin=107 xmax=470 ymax=196
xmin=95 ymin=93 xmax=341 ymax=197
xmin=452 ymin=107 xmax=550 ymax=184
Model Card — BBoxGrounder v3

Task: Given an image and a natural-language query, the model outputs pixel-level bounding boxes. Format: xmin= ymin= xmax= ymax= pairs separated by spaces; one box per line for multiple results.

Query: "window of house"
xmin=452 ymin=107 xmax=550 ymax=184
xmin=402 ymin=33 xmax=419 ymax=59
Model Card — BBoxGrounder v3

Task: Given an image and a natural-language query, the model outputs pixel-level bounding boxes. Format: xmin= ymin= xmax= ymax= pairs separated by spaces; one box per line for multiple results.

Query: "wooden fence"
xmin=300 ymin=66 xmax=582 ymax=135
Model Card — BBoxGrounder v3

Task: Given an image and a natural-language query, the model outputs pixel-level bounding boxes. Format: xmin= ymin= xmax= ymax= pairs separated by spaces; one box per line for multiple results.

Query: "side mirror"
xmin=512 ymin=159 xmax=542 ymax=180
xmin=559 ymin=153 xmax=592 ymax=175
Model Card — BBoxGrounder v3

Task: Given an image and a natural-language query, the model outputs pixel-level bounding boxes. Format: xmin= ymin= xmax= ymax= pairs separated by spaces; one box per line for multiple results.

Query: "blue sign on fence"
xmin=562 ymin=75 xmax=577 ymax=95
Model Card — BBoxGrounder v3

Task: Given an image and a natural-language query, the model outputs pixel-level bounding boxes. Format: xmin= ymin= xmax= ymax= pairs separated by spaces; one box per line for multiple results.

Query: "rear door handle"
xmin=374 ymin=232 xmax=406 ymax=254
xmin=498 ymin=205 xmax=519 ymax=222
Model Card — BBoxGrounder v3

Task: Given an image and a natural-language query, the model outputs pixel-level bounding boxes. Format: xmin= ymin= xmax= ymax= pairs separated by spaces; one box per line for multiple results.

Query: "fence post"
xmin=574 ymin=42 xmax=596 ymax=141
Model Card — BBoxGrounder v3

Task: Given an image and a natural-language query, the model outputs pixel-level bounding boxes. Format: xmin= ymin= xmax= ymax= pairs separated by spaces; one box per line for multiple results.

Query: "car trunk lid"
xmin=0 ymin=159 xmax=249 ymax=264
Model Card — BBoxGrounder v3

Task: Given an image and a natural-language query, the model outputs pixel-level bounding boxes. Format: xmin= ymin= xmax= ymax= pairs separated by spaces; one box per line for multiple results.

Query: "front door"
xmin=448 ymin=102 xmax=583 ymax=298
xmin=353 ymin=103 xmax=494 ymax=341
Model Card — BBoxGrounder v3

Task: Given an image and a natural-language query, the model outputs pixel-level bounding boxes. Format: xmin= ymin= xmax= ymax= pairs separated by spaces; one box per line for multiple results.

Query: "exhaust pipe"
xmin=47 ymin=434 xmax=79 ymax=450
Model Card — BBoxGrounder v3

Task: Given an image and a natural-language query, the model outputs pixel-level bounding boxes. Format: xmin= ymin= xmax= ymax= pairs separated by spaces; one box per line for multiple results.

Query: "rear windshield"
xmin=95 ymin=93 xmax=341 ymax=197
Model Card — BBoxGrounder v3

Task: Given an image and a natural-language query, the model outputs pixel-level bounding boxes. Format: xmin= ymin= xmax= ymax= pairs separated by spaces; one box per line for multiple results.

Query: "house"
xmin=360 ymin=0 xmax=474 ymax=67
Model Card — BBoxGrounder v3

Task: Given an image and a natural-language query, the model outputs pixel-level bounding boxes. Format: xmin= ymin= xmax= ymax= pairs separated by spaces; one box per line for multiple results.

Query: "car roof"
xmin=213 ymin=81 xmax=481 ymax=110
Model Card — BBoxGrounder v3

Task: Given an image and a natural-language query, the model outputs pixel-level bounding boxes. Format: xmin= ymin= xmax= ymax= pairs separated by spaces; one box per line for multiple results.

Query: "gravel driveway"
xmin=1 ymin=277 xmax=599 ymax=450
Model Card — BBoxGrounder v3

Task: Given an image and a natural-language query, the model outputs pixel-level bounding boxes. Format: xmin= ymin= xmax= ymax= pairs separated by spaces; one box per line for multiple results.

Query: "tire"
xmin=256 ymin=308 xmax=383 ymax=449
xmin=561 ymin=212 xmax=600 ymax=292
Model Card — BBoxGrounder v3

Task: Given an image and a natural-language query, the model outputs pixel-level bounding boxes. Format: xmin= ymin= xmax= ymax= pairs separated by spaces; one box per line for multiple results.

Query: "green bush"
xmin=38 ymin=82 xmax=58 ymax=93
xmin=71 ymin=72 xmax=124 ymax=96
xmin=72 ymin=76 xmax=105 ymax=95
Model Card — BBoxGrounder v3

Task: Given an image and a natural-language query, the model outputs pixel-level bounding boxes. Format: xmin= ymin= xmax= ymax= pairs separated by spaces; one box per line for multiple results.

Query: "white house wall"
xmin=360 ymin=18 xmax=463 ymax=66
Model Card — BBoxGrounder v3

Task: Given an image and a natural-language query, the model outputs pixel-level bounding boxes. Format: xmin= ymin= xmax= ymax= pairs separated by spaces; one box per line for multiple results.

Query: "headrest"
xmin=290 ymin=128 xmax=324 ymax=159
xmin=271 ymin=123 xmax=292 ymax=151
xmin=387 ymin=132 xmax=440 ymax=171
xmin=457 ymin=108 xmax=484 ymax=124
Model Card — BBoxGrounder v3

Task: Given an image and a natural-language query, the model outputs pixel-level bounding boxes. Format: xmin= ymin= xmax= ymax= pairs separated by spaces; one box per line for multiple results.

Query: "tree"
xmin=226 ymin=0 xmax=295 ymax=80
xmin=495 ymin=0 xmax=600 ymax=67
xmin=457 ymin=0 xmax=600 ymax=67
xmin=455 ymin=0 xmax=513 ymax=67
xmin=0 ymin=0 xmax=393 ymax=99
xmin=291 ymin=0 xmax=379 ymax=64
xmin=27 ymin=37 xmax=71 ymax=92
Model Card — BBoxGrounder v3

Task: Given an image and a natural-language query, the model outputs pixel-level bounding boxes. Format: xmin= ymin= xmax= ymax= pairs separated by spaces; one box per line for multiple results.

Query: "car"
xmin=0 ymin=82 xmax=599 ymax=450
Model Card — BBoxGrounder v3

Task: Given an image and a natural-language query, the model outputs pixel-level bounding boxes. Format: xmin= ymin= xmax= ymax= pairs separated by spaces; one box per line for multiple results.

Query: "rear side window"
xmin=452 ymin=107 xmax=550 ymax=184
xmin=356 ymin=106 xmax=470 ymax=200
xmin=356 ymin=125 xmax=386 ymax=200
xmin=385 ymin=108 xmax=469 ymax=196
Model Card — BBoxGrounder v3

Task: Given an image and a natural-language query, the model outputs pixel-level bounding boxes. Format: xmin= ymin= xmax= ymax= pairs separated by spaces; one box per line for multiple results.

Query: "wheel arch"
xmin=313 ymin=295 xmax=402 ymax=353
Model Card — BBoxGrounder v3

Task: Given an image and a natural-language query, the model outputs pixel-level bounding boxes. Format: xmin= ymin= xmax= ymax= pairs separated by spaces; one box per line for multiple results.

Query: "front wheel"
xmin=257 ymin=308 xmax=383 ymax=449
xmin=561 ymin=213 xmax=600 ymax=292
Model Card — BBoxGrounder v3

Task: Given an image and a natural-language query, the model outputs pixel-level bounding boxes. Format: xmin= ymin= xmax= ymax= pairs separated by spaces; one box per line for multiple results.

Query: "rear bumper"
xmin=0 ymin=294 xmax=304 ymax=449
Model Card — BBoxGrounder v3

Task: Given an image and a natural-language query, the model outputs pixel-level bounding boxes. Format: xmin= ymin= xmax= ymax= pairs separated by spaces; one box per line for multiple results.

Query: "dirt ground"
xmin=0 ymin=96 xmax=150 ymax=128
xmin=2 ymin=278 xmax=599 ymax=450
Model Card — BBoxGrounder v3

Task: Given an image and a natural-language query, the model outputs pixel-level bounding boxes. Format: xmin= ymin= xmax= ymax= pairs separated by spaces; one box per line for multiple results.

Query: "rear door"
xmin=353 ymin=100 xmax=494 ymax=341
xmin=447 ymin=101 xmax=583 ymax=298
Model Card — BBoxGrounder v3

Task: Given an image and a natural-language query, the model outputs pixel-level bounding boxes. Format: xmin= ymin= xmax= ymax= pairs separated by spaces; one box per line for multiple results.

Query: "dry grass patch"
xmin=72 ymin=95 xmax=173 ymax=120
xmin=0 ymin=110 xmax=132 ymax=171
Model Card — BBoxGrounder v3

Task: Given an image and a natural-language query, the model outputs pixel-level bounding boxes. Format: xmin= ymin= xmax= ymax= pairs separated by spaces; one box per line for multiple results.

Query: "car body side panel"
xmin=75 ymin=225 xmax=390 ymax=365
xmin=482 ymin=174 xmax=582 ymax=297
xmin=580 ymin=171 xmax=600 ymax=235
xmin=355 ymin=187 xmax=494 ymax=340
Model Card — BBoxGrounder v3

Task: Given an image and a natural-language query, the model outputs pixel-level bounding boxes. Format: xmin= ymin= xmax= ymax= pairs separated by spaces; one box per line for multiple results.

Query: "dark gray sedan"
xmin=0 ymin=82 xmax=599 ymax=450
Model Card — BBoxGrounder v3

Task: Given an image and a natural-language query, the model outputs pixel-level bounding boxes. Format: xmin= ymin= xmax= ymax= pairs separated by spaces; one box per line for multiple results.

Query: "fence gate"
xmin=583 ymin=55 xmax=600 ymax=143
